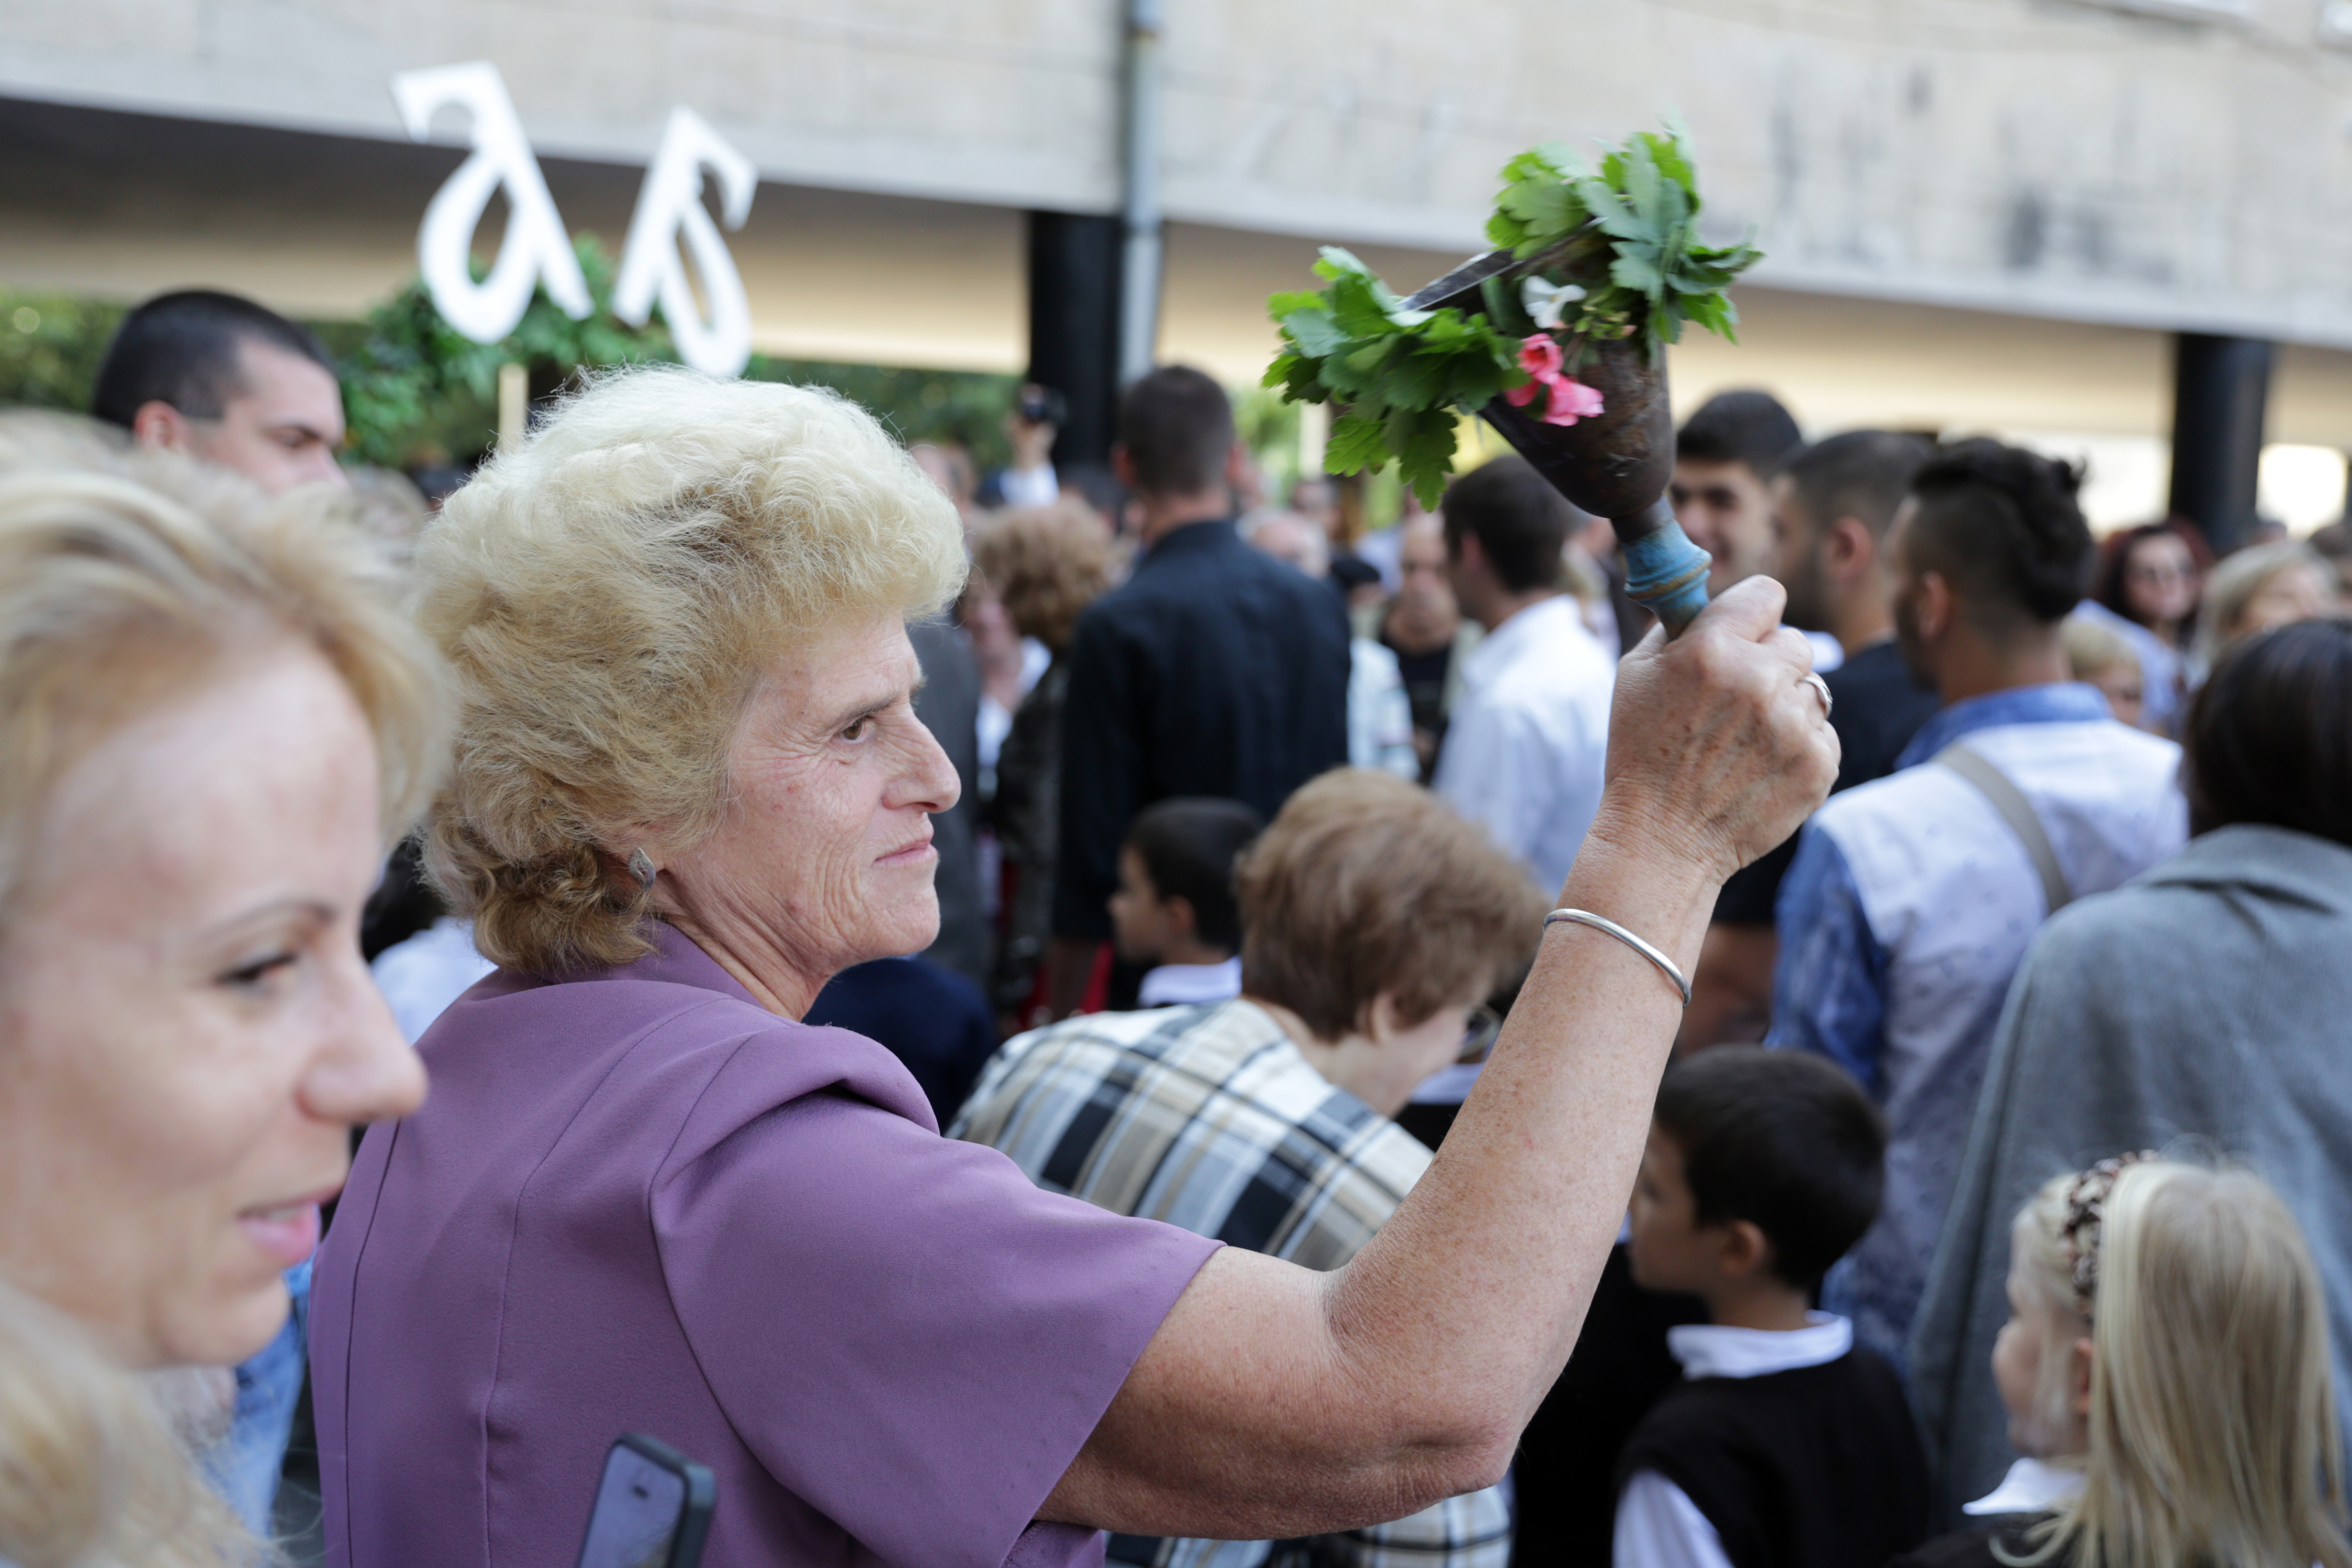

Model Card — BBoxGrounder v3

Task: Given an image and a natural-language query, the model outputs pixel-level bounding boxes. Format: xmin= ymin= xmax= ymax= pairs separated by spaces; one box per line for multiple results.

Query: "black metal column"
xmin=1025 ymin=211 xmax=1124 ymax=475
xmin=2168 ymin=333 xmax=2273 ymax=556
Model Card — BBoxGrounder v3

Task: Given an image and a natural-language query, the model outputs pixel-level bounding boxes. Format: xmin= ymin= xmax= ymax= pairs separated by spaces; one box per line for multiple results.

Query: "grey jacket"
xmin=1909 ymin=823 xmax=2352 ymax=1523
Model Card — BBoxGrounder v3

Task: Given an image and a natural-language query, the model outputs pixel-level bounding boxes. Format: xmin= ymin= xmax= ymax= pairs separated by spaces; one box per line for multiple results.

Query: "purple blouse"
xmin=312 ymin=922 xmax=1219 ymax=1568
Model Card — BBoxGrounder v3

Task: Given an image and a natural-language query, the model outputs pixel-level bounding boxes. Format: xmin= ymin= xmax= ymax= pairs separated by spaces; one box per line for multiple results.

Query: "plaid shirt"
xmin=951 ymin=1000 xmax=1513 ymax=1568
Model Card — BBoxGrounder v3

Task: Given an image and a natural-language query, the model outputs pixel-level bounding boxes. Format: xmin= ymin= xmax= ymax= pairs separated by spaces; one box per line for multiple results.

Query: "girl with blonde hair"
xmin=1898 ymin=1156 xmax=2351 ymax=1568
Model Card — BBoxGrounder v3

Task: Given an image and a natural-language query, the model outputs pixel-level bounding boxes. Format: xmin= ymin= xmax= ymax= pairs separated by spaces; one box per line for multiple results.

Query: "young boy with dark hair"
xmin=1614 ymin=1047 xmax=1929 ymax=1568
xmin=1108 ymin=797 xmax=1263 ymax=1007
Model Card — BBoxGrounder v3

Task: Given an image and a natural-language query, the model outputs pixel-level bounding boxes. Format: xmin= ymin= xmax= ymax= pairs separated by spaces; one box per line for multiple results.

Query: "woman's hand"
xmin=1591 ymin=576 xmax=1840 ymax=888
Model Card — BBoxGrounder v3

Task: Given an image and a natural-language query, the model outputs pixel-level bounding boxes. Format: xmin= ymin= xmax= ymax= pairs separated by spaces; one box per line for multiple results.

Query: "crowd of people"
xmin=0 ymin=284 xmax=2349 ymax=1568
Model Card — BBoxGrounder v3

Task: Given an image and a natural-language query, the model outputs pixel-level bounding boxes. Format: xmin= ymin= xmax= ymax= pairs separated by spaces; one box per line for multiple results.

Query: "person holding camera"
xmin=986 ymin=382 xmax=1066 ymax=509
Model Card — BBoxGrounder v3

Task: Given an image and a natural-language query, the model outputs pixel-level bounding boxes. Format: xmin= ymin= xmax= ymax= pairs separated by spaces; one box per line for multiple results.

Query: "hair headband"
xmin=2060 ymin=1152 xmax=2158 ymax=1319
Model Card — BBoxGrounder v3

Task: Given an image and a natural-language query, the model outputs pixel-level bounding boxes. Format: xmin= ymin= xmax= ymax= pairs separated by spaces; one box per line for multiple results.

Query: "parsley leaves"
xmin=1264 ymin=127 xmax=1760 ymax=509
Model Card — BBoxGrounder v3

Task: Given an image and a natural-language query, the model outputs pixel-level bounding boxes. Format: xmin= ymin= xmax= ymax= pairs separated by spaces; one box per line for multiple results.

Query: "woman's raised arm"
xmin=1044 ymin=575 xmax=1840 ymax=1538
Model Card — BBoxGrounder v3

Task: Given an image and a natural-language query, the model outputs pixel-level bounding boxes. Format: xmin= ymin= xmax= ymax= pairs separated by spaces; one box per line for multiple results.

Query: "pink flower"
xmin=1505 ymin=333 xmax=1605 ymax=426
xmin=1541 ymin=375 xmax=1605 ymax=427
xmin=1517 ymin=335 xmax=1564 ymax=381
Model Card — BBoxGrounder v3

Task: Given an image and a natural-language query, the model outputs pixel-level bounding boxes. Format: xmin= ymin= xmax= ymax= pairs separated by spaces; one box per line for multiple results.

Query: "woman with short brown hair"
xmin=954 ymin=769 xmax=1543 ymax=1565
xmin=1236 ymin=767 xmax=1546 ymax=1072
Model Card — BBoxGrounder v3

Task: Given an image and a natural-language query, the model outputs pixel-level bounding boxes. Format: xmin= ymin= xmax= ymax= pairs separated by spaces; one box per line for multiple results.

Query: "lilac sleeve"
xmin=652 ymin=1086 xmax=1221 ymax=1568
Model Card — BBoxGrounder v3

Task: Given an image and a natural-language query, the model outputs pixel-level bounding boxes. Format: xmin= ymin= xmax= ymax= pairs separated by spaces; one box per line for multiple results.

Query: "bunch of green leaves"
xmin=744 ymin=357 xmax=1021 ymax=474
xmin=1262 ymin=248 xmax=1525 ymax=509
xmin=1487 ymin=128 xmax=1760 ymax=357
xmin=332 ymin=234 xmax=677 ymax=468
xmin=0 ymin=289 xmax=126 ymax=412
xmin=333 ymin=235 xmax=1026 ymax=472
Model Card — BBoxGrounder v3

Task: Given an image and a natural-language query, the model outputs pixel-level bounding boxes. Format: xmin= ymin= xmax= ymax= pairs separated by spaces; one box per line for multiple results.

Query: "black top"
xmin=802 ymin=955 xmax=1000 ymax=1130
xmin=1889 ymin=1516 xmax=2063 ymax=1568
xmin=1508 ymin=1244 xmax=1706 ymax=1568
xmin=986 ymin=659 xmax=1071 ymax=1014
xmin=1052 ymin=520 xmax=1352 ymax=940
xmin=1386 ymin=637 xmax=1453 ymax=737
xmin=1615 ymin=1348 xmax=1930 ymax=1568
xmin=1714 ymin=638 xmax=1942 ymax=925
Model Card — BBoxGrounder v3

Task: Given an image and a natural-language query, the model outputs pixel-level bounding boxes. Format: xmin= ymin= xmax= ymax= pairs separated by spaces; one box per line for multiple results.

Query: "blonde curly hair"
xmin=417 ymin=367 xmax=968 ymax=974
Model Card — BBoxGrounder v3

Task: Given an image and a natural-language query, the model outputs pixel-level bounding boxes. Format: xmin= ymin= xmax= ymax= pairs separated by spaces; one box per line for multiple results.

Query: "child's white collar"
xmin=1666 ymin=1311 xmax=1852 ymax=1380
xmin=1137 ymin=957 xmax=1242 ymax=1008
xmin=1963 ymin=1457 xmax=2084 ymax=1517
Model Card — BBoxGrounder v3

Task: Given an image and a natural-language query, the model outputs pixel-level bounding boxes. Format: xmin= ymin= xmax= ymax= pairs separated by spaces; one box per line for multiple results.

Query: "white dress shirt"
xmin=369 ymin=917 xmax=497 ymax=1044
xmin=1348 ymin=638 xmax=1420 ymax=779
xmin=1613 ymin=1314 xmax=1854 ymax=1568
xmin=1432 ymin=594 xmax=1614 ymax=896
xmin=998 ymin=463 xmax=1059 ymax=508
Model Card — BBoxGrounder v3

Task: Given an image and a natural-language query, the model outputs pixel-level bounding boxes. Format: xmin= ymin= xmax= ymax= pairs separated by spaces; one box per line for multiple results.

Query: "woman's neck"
xmin=1247 ymin=997 xmax=1383 ymax=1108
xmin=656 ymin=908 xmax=820 ymax=1020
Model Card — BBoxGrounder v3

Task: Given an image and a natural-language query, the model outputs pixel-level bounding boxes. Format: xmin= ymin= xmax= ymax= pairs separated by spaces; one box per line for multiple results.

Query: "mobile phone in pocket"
xmin=574 ymin=1432 xmax=715 ymax=1568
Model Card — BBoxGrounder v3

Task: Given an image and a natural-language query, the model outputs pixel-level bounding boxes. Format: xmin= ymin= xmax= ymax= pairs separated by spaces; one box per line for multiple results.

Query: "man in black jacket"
xmin=1045 ymin=367 xmax=1350 ymax=1016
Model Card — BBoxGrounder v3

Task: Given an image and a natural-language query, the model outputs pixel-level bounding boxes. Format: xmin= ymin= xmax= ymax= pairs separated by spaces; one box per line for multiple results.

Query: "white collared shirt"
xmin=1433 ymin=595 xmax=1614 ymax=896
xmin=1963 ymin=1457 xmax=2083 ymax=1517
xmin=1665 ymin=1312 xmax=1854 ymax=1380
xmin=1137 ymin=958 xmax=1242 ymax=1008
xmin=1613 ymin=1314 xmax=1854 ymax=1568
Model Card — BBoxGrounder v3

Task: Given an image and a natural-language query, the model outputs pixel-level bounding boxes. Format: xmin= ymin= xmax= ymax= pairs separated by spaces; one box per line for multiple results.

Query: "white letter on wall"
xmin=391 ymin=62 xmax=592 ymax=344
xmin=613 ymin=108 xmax=758 ymax=377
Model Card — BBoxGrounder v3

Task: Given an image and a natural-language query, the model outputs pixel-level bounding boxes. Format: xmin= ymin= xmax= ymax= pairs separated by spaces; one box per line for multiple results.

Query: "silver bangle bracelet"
xmin=1543 ymin=908 xmax=1693 ymax=1008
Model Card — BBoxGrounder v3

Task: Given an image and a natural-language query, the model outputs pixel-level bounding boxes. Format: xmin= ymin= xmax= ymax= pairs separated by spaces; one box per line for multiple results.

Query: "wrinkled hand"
xmin=1591 ymin=577 xmax=1839 ymax=887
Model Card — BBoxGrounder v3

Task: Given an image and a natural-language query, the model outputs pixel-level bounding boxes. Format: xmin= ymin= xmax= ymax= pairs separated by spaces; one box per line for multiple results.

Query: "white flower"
xmin=1521 ymin=275 xmax=1586 ymax=332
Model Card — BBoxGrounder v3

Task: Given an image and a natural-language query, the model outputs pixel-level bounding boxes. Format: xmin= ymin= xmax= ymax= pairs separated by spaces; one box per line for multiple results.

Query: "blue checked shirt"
xmin=951 ymin=999 xmax=1513 ymax=1568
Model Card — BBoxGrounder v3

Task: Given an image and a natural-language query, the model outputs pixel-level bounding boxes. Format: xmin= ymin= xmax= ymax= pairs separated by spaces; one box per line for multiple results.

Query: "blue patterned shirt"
xmin=1769 ymin=683 xmax=2184 ymax=1369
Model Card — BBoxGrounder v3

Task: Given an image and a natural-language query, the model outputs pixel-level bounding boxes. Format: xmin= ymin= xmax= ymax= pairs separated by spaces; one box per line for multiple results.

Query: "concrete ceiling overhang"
xmin=3 ymin=95 xmax=2349 ymax=449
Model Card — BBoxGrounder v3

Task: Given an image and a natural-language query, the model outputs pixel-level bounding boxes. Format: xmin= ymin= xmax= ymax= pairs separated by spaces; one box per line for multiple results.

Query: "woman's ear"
xmin=2069 ymin=1334 xmax=2095 ymax=1419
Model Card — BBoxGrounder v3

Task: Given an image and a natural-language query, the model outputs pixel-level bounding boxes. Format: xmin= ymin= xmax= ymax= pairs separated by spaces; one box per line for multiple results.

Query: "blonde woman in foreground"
xmin=1896 ymin=1157 xmax=2351 ymax=1568
xmin=0 ymin=426 xmax=444 ymax=1565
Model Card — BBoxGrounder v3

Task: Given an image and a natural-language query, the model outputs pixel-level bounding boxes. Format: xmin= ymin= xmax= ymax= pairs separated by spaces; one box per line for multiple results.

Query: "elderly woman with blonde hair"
xmin=317 ymin=364 xmax=1839 ymax=1568
xmin=0 ymin=425 xmax=442 ymax=1563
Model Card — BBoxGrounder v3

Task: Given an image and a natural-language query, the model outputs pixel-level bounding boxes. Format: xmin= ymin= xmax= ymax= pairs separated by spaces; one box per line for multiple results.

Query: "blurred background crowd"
xmin=9 ymin=1 xmax=2352 ymax=1566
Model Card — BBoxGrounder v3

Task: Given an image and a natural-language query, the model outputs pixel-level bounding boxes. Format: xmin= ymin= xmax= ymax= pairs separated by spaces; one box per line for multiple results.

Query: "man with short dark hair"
xmin=94 ymin=290 xmax=348 ymax=493
xmin=1768 ymin=439 xmax=2186 ymax=1369
xmin=1048 ymin=367 xmax=1351 ymax=1016
xmin=1671 ymin=390 xmax=1802 ymax=598
xmin=1433 ymin=455 xmax=1614 ymax=896
xmin=1684 ymin=431 xmax=1939 ymax=1047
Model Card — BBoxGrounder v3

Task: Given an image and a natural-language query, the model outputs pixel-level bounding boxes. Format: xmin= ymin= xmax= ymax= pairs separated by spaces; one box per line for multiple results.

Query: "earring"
xmin=628 ymin=848 xmax=657 ymax=890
